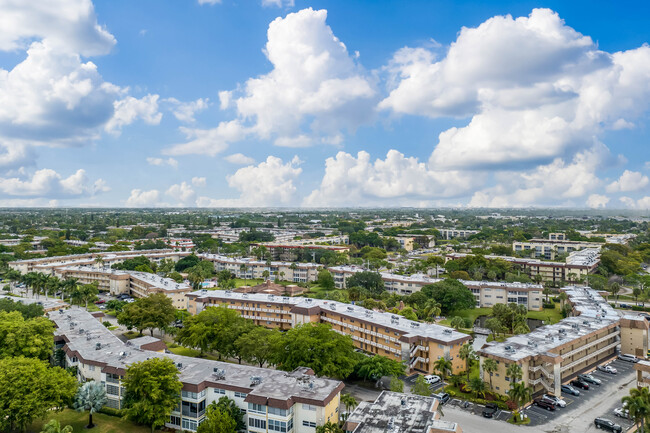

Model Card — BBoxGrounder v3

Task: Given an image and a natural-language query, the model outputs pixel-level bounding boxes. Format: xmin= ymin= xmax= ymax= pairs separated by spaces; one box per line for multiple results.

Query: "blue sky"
xmin=0 ymin=0 xmax=649 ymax=208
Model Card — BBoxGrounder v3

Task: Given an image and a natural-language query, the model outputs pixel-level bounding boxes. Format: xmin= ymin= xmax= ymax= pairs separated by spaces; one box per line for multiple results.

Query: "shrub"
xmin=542 ymin=303 xmax=555 ymax=309
xmin=102 ymin=321 xmax=112 ymax=327
xmin=98 ymin=406 xmax=123 ymax=417
xmin=506 ymin=400 xmax=518 ymax=410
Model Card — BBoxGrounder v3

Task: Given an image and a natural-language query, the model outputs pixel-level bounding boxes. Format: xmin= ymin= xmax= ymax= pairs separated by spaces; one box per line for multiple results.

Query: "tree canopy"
xmin=421 ymin=279 xmax=475 ymax=315
xmin=0 ymin=311 xmax=54 ymax=360
xmin=346 ymin=271 xmax=385 ymax=296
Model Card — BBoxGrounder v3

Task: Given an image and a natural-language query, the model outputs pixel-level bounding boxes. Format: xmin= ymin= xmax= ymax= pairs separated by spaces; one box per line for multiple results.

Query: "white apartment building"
xmin=198 ymin=253 xmax=322 ymax=283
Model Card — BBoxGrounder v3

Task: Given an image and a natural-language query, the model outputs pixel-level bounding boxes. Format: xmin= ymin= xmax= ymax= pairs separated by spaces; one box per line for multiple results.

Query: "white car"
xmin=543 ymin=394 xmax=566 ymax=408
xmin=618 ymin=353 xmax=638 ymax=363
xmin=424 ymin=375 xmax=441 ymax=384
xmin=614 ymin=407 xmax=629 ymax=418
xmin=598 ymin=365 xmax=618 ymax=374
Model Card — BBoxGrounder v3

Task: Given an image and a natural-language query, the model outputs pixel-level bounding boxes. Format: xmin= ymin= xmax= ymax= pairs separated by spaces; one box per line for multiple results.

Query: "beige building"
xmin=52 ymin=308 xmax=343 ymax=433
xmin=53 ymin=266 xmax=191 ymax=309
xmin=251 ymin=243 xmax=350 ymax=262
xmin=328 ymin=266 xmax=544 ymax=311
xmin=479 ymin=286 xmax=648 ymax=397
xmin=446 ymin=248 xmax=600 ymax=284
xmin=187 ymin=290 xmax=471 ymax=376
xmin=197 ymin=253 xmax=322 ymax=283
xmin=513 ymin=234 xmax=602 ymax=260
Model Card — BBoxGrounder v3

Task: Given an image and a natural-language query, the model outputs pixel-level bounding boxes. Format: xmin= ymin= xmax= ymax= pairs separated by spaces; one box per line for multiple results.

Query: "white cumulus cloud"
xmin=166 ymin=182 xmax=196 ymax=206
xmin=0 ymin=168 xmax=107 ymax=198
xmin=125 ymin=189 xmax=160 ymax=207
xmin=225 ymin=153 xmax=255 ymax=165
xmin=146 ymin=157 xmax=178 ymax=168
xmin=164 ymin=121 xmax=246 ymax=156
xmin=191 ymin=177 xmax=206 ymax=187
xmin=587 ymin=194 xmax=610 ymax=209
xmin=606 ymin=170 xmax=649 ymax=193
xmin=105 ymin=94 xmax=162 ymax=134
xmin=165 ymin=97 xmax=209 ymax=123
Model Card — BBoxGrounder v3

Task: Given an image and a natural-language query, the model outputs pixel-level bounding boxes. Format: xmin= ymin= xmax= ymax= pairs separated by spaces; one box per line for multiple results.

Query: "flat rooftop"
xmin=345 ymin=391 xmax=453 ymax=433
xmin=197 ymin=253 xmax=322 ymax=269
xmin=479 ymin=286 xmax=619 ymax=362
xmin=0 ymin=294 xmax=68 ymax=311
xmin=191 ymin=289 xmax=469 ymax=344
xmin=51 ymin=308 xmax=342 ymax=405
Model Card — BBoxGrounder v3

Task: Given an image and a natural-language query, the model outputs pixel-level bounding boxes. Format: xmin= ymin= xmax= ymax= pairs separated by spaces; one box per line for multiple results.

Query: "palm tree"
xmin=482 ymin=358 xmax=498 ymax=390
xmin=94 ymin=256 xmax=105 ymax=267
xmin=507 ymin=382 xmax=532 ymax=416
xmin=622 ymin=387 xmax=650 ymax=433
xmin=433 ymin=357 xmax=453 ymax=381
xmin=40 ymin=419 xmax=73 ymax=433
xmin=468 ymin=377 xmax=486 ymax=399
xmin=506 ymin=363 xmax=523 ymax=383
xmin=450 ymin=316 xmax=465 ymax=330
xmin=557 ymin=292 xmax=568 ymax=309
xmin=458 ymin=343 xmax=476 ymax=381
xmin=74 ymin=381 xmax=107 ymax=428
xmin=340 ymin=394 xmax=358 ymax=421
xmin=34 ymin=272 xmax=48 ymax=299
xmin=62 ymin=277 xmax=79 ymax=301
xmin=4 ymin=269 xmax=21 ymax=293
xmin=542 ymin=287 xmax=552 ymax=303
xmin=610 ymin=282 xmax=621 ymax=307
xmin=46 ymin=275 xmax=61 ymax=298
xmin=422 ymin=300 xmax=441 ymax=322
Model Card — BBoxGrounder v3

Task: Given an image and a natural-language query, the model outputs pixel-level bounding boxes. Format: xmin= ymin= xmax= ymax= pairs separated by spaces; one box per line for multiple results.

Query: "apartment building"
xmin=251 ymin=243 xmax=350 ymax=262
xmin=52 ymin=308 xmax=343 ymax=433
xmin=197 ymin=253 xmax=322 ymax=283
xmin=53 ymin=266 xmax=192 ymax=309
xmin=167 ymin=238 xmax=195 ymax=251
xmin=446 ymin=248 xmax=600 ymax=284
xmin=187 ymin=290 xmax=471 ymax=375
xmin=343 ymin=391 xmax=462 ymax=433
xmin=635 ymin=360 xmax=650 ymax=389
xmin=0 ymin=294 xmax=68 ymax=313
xmin=478 ymin=286 xmax=648 ymax=397
xmin=436 ymin=229 xmax=478 ymax=240
xmin=8 ymin=249 xmax=190 ymax=274
xmin=328 ymin=266 xmax=544 ymax=311
xmin=513 ymin=234 xmax=602 ymax=260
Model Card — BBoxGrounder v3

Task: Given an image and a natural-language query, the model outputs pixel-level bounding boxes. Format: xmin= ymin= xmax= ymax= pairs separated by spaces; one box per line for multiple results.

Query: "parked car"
xmin=579 ymin=374 xmax=602 ymax=385
xmin=570 ymin=379 xmax=590 ymax=390
xmin=597 ymin=365 xmax=618 ymax=374
xmin=533 ymin=398 xmax=556 ymax=411
xmin=613 ymin=407 xmax=629 ymax=418
xmin=424 ymin=375 xmax=441 ymax=384
xmin=561 ymin=384 xmax=580 ymax=396
xmin=124 ymin=298 xmax=135 ymax=303
xmin=594 ymin=418 xmax=622 ymax=432
xmin=543 ymin=394 xmax=566 ymax=408
xmin=94 ymin=299 xmax=106 ymax=304
xmin=482 ymin=403 xmax=498 ymax=418
xmin=433 ymin=392 xmax=450 ymax=404
xmin=618 ymin=353 xmax=638 ymax=363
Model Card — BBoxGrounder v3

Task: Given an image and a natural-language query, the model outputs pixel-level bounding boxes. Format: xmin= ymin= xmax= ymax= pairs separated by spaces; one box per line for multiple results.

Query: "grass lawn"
xmin=167 ymin=343 xmax=220 ymax=361
xmin=439 ymin=307 xmax=492 ymax=325
xmin=303 ymin=285 xmax=348 ymax=299
xmin=107 ymin=325 xmax=118 ymax=331
xmin=26 ymin=408 xmax=157 ymax=433
xmin=232 ymin=278 xmax=264 ymax=287
xmin=528 ymin=304 xmax=563 ymax=324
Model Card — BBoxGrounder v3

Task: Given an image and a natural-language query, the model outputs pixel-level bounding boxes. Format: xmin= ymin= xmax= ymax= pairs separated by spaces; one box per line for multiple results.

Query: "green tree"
xmin=421 ymin=300 xmax=441 ymax=322
xmin=609 ymin=281 xmax=621 ymax=307
xmin=197 ymin=402 xmax=236 ymax=433
xmin=542 ymin=287 xmax=553 ymax=303
xmin=234 ymin=327 xmax=282 ymax=367
xmin=411 ymin=375 xmax=431 ymax=396
xmin=214 ymin=396 xmax=245 ymax=431
xmin=346 ymin=271 xmax=385 ymax=296
xmin=122 ymin=357 xmax=182 ymax=433
xmin=433 ymin=357 xmax=453 ymax=380
xmin=482 ymin=358 xmax=498 ymax=390
xmin=507 ymin=382 xmax=532 ymax=416
xmin=138 ymin=293 xmax=176 ymax=337
xmin=340 ymin=394 xmax=358 ymax=421
xmin=40 ymin=419 xmax=73 ymax=433
xmin=0 ymin=297 xmax=44 ymax=319
xmin=389 ymin=377 xmax=404 ymax=392
xmin=317 ymin=269 xmax=335 ymax=290
xmin=485 ymin=317 xmax=503 ymax=338
xmin=354 ymin=355 xmax=405 ymax=383
xmin=468 ymin=377 xmax=486 ymax=399
xmin=421 ymin=279 xmax=475 ymax=315
xmin=316 ymin=421 xmax=344 ymax=433
xmin=79 ymin=282 xmax=99 ymax=310
xmin=450 ymin=316 xmax=465 ymax=330
xmin=0 ymin=311 xmax=54 ymax=360
xmin=74 ymin=380 xmax=107 ymax=429
xmin=506 ymin=363 xmax=523 ymax=383
xmin=273 ymin=323 xmax=358 ymax=379
xmin=622 ymin=387 xmax=650 ymax=433
xmin=0 ymin=357 xmax=77 ymax=432
xmin=458 ymin=343 xmax=476 ymax=381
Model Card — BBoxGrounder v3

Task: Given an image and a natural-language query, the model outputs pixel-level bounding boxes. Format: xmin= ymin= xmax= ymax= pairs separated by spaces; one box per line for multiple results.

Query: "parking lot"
xmin=524 ymin=358 xmax=637 ymax=427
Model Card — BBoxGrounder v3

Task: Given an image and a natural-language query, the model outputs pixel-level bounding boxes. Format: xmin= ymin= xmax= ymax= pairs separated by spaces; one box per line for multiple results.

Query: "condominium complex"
xmin=251 ymin=243 xmax=350 ymax=261
xmin=0 ymin=294 xmax=68 ymax=313
xmin=53 ymin=266 xmax=192 ymax=309
xmin=513 ymin=234 xmax=602 ymax=260
xmin=343 ymin=391 xmax=462 ymax=433
xmin=328 ymin=266 xmax=544 ymax=311
xmin=436 ymin=229 xmax=478 ymax=240
xmin=8 ymin=249 xmax=190 ymax=274
xmin=446 ymin=248 xmax=600 ymax=284
xmin=52 ymin=308 xmax=344 ymax=433
xmin=187 ymin=290 xmax=471 ymax=375
xmin=197 ymin=253 xmax=322 ymax=283
xmin=478 ymin=286 xmax=648 ymax=397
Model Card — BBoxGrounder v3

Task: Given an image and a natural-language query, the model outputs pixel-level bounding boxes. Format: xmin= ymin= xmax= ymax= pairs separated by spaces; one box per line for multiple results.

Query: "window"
xmin=169 ymin=415 xmax=181 ymax=426
xmin=88 ymin=365 xmax=95 ymax=371
xmin=105 ymin=398 xmax=120 ymax=409
xmin=302 ymin=404 xmax=317 ymax=411
xmin=213 ymin=388 xmax=225 ymax=395
xmin=302 ymin=421 xmax=317 ymax=428
xmin=235 ymin=391 xmax=247 ymax=399
xmin=106 ymin=385 xmax=120 ymax=395
xmin=182 ymin=419 xmax=198 ymax=431
xmin=269 ymin=419 xmax=288 ymax=432
xmin=268 ymin=407 xmax=288 ymax=416
xmin=249 ymin=418 xmax=267 ymax=430
xmin=248 ymin=403 xmax=266 ymax=414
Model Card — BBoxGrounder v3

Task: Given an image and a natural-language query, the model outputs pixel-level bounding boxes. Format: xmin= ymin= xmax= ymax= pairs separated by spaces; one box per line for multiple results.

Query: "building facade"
xmin=52 ymin=308 xmax=344 ymax=433
xmin=187 ymin=291 xmax=471 ymax=375
xmin=198 ymin=253 xmax=322 ymax=283
xmin=513 ymin=234 xmax=602 ymax=260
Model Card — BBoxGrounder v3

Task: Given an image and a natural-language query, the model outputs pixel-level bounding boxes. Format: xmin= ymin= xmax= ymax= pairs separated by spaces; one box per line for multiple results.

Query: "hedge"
xmin=98 ymin=407 xmax=123 ymax=417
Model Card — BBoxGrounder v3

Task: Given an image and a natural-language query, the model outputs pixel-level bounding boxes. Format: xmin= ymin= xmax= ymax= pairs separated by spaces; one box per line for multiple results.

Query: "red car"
xmin=570 ymin=379 xmax=589 ymax=390
xmin=94 ymin=299 xmax=106 ymax=304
